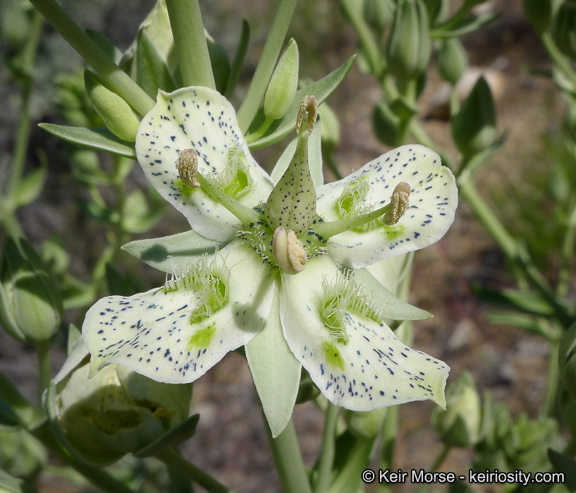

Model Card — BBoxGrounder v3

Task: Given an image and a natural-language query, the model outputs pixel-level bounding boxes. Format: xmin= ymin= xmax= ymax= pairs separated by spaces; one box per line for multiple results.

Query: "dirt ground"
xmin=0 ymin=0 xmax=569 ymax=492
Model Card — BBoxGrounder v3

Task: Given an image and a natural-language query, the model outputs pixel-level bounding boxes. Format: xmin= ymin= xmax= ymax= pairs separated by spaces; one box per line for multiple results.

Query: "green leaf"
xmin=86 ymin=29 xmax=123 ymax=64
xmin=471 ymin=286 xmax=563 ymax=317
xmin=14 ymin=164 xmax=47 ymax=208
xmin=548 ymin=449 xmax=576 ymax=491
xmin=39 ymin=124 xmax=136 ymax=159
xmin=136 ymin=29 xmax=177 ymax=98
xmin=246 ymin=289 xmax=301 ymax=438
xmin=353 ymin=268 xmax=432 ymax=320
xmin=225 ymin=19 xmax=250 ymax=98
xmin=61 ymin=275 xmax=96 ymax=310
xmin=134 ymin=414 xmax=199 ymax=458
xmin=207 ymin=35 xmax=231 ymax=95
xmin=121 ymin=230 xmax=227 ymax=273
xmin=431 ymin=12 xmax=500 ymax=38
xmin=78 ymin=199 xmax=118 ymax=225
xmin=485 ymin=311 xmax=559 ymax=340
xmin=247 ymin=56 xmax=356 ymax=149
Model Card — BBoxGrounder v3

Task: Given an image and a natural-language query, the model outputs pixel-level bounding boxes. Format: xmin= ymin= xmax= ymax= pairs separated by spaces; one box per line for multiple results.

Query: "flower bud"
xmin=0 ymin=237 xmax=63 ymax=344
xmin=385 ymin=0 xmax=431 ymax=82
xmin=54 ymin=341 xmax=192 ymax=465
xmin=364 ymin=0 xmax=396 ymax=32
xmin=552 ymin=2 xmax=576 ymax=60
xmin=523 ymin=0 xmax=554 ymax=34
xmin=452 ymin=76 xmax=497 ymax=157
xmin=431 ymin=371 xmax=481 ymax=448
xmin=264 ymin=39 xmax=299 ymax=121
xmin=344 ymin=408 xmax=387 ymax=439
xmin=84 ymin=71 xmax=140 ymax=142
xmin=438 ymin=38 xmax=468 ymax=85
xmin=558 ymin=321 xmax=576 ymax=401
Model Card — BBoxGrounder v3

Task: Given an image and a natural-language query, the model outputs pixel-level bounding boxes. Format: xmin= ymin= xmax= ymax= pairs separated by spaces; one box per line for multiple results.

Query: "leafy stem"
xmin=314 ymin=402 xmax=340 ymax=493
xmin=237 ymin=0 xmax=298 ymax=132
xmin=28 ymin=0 xmax=154 ymax=116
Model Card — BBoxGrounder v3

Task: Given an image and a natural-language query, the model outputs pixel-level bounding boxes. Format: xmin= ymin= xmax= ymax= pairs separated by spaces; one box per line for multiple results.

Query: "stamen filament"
xmin=314 ymin=202 xmax=392 ymax=239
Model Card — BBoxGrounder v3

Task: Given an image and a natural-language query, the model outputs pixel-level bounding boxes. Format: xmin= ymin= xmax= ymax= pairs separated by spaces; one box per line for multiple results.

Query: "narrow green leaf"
xmin=134 ymin=414 xmax=200 ymax=458
xmin=247 ymin=56 xmax=356 ymax=149
xmin=207 ymin=35 xmax=231 ymax=95
xmin=225 ymin=19 xmax=250 ymax=98
xmin=353 ymin=268 xmax=432 ymax=320
xmin=14 ymin=164 xmax=47 ymax=208
xmin=0 ymin=469 xmax=37 ymax=493
xmin=121 ymin=230 xmax=227 ymax=273
xmin=86 ymin=29 xmax=123 ymax=64
xmin=431 ymin=12 xmax=500 ymax=38
xmin=39 ymin=124 xmax=136 ymax=159
xmin=471 ymin=286 xmax=563 ymax=317
xmin=136 ymin=29 xmax=177 ymax=98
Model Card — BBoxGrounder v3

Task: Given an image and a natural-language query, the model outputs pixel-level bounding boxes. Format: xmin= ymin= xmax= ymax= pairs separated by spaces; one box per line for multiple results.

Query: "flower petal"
xmin=316 ymin=145 xmax=457 ymax=268
xmin=122 ymin=230 xmax=227 ymax=274
xmin=246 ymin=284 xmax=302 ymax=438
xmin=280 ymin=255 xmax=449 ymax=410
xmin=136 ymin=87 xmax=274 ymax=242
xmin=83 ymin=241 xmax=275 ymax=384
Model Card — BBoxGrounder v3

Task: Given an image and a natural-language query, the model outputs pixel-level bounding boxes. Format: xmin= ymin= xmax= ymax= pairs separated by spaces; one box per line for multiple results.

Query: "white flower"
xmin=83 ymin=87 xmax=458 ymax=436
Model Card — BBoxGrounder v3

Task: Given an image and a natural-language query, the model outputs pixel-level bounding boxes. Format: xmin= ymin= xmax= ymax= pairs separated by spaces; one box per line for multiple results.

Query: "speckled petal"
xmin=280 ymin=255 xmax=449 ymax=410
xmin=316 ymin=145 xmax=457 ymax=268
xmin=83 ymin=240 xmax=275 ymax=384
xmin=136 ymin=87 xmax=274 ymax=242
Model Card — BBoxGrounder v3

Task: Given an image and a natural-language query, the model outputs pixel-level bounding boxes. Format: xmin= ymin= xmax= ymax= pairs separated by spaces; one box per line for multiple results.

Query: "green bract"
xmin=82 ymin=86 xmax=458 ymax=437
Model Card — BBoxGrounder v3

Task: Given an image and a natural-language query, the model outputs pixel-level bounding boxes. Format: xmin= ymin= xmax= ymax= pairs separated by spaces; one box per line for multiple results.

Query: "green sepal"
xmin=389 ymin=96 xmax=419 ymax=120
xmin=133 ymin=414 xmax=200 ymax=458
xmin=136 ymin=28 xmax=177 ymax=98
xmin=121 ymin=188 xmax=165 ymax=234
xmin=352 ymin=268 xmax=432 ymax=320
xmin=372 ymin=101 xmax=399 ymax=146
xmin=246 ymin=287 xmax=301 ymax=438
xmin=247 ymin=56 xmax=356 ymax=149
xmin=0 ymin=469 xmax=37 ymax=493
xmin=13 ymin=163 xmax=47 ymax=208
xmin=224 ymin=19 xmax=250 ymax=98
xmin=121 ymin=230 xmax=227 ymax=273
xmin=38 ymin=124 xmax=137 ymax=159
xmin=548 ymin=449 xmax=576 ymax=492
xmin=430 ymin=12 xmax=500 ymax=39
xmin=270 ymin=120 xmax=324 ymax=188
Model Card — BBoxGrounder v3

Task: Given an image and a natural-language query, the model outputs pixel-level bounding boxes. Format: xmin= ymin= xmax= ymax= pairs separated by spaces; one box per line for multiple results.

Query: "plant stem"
xmin=377 ymin=404 xmax=399 ymax=493
xmin=314 ymin=402 xmax=340 ymax=493
xmin=541 ymin=339 xmax=560 ymax=419
xmin=156 ymin=448 xmax=232 ymax=493
xmin=557 ymin=201 xmax=576 ymax=298
xmin=541 ymin=32 xmax=576 ymax=90
xmin=265 ymin=417 xmax=312 ymax=493
xmin=28 ymin=0 xmax=154 ymax=116
xmin=36 ymin=341 xmax=52 ymax=405
xmin=237 ymin=0 xmax=298 ymax=132
xmin=165 ymin=0 xmax=215 ymax=89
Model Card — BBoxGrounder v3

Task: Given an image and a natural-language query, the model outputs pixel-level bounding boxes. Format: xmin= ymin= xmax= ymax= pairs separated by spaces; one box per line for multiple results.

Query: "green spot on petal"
xmin=176 ymin=179 xmax=193 ymax=199
xmin=187 ymin=324 xmax=216 ymax=351
xmin=322 ymin=340 xmax=345 ymax=370
xmin=383 ymin=224 xmax=405 ymax=241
